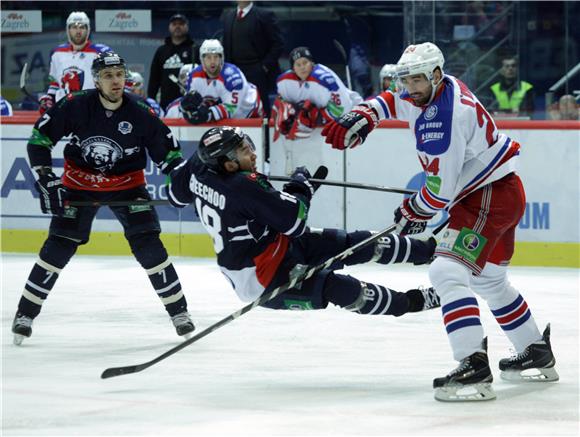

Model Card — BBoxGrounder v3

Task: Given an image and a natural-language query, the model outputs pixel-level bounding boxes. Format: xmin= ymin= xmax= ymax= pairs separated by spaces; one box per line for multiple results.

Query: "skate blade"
xmin=501 ymin=366 xmax=559 ymax=382
xmin=434 ymin=382 xmax=496 ymax=402
xmin=13 ymin=334 xmax=25 ymax=346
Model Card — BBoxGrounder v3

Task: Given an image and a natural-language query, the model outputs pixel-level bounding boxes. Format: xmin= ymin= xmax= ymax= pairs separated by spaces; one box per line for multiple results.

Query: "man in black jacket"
xmin=148 ymin=14 xmax=198 ymax=110
xmin=221 ymin=1 xmax=284 ymax=116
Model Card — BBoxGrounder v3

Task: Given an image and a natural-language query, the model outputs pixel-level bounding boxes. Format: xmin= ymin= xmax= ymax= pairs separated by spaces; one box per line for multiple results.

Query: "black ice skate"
xmin=171 ymin=311 xmax=195 ymax=338
xmin=12 ymin=312 xmax=33 ymax=346
xmin=406 ymin=286 xmax=441 ymax=312
xmin=433 ymin=338 xmax=496 ymax=402
xmin=499 ymin=323 xmax=559 ymax=382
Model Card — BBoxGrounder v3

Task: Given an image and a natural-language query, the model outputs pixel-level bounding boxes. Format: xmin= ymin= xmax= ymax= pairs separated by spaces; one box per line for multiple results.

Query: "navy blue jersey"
xmin=169 ymin=155 xmax=309 ymax=301
xmin=28 ymin=89 xmax=182 ymax=184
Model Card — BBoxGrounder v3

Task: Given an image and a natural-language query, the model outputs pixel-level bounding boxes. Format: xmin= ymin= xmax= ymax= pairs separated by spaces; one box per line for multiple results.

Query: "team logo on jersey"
xmin=424 ymin=105 xmax=438 ymax=120
xmin=224 ymin=66 xmax=234 ymax=76
xmin=80 ymin=136 xmax=124 ymax=172
xmin=61 ymin=67 xmax=84 ymax=94
xmin=118 ymin=121 xmax=133 ymax=134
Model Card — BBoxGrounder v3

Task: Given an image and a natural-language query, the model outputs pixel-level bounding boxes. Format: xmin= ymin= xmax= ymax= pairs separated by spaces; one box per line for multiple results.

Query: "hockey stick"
xmin=333 ymin=39 xmax=352 ymax=89
xmin=66 ymin=199 xmax=170 ymax=207
xmin=19 ymin=62 xmax=39 ymax=103
xmin=270 ymin=176 xmax=416 ymax=195
xmin=168 ymin=74 xmax=187 ymax=94
xmin=101 ymin=223 xmax=399 ymax=379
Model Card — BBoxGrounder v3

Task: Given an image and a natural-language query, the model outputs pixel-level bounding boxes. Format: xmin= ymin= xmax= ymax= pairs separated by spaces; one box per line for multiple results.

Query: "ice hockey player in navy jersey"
xmin=167 ymin=126 xmax=440 ymax=320
xmin=11 ymin=51 xmax=195 ymax=346
xmin=273 ymin=46 xmax=362 ymax=141
xmin=39 ymin=11 xmax=112 ymax=114
xmin=322 ymin=42 xmax=558 ymax=401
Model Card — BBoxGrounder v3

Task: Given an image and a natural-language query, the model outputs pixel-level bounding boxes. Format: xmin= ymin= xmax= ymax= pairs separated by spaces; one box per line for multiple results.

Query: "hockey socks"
xmin=145 ymin=259 xmax=187 ymax=316
xmin=18 ymin=259 xmax=62 ymax=319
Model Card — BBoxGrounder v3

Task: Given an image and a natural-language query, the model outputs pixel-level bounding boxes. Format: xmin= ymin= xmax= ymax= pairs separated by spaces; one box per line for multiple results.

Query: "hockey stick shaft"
xmin=67 ymin=199 xmax=170 ymax=207
xmin=101 ymin=223 xmax=398 ymax=379
xmin=19 ymin=62 xmax=39 ymax=103
xmin=333 ymin=39 xmax=352 ymax=89
xmin=269 ymin=176 xmax=416 ymax=195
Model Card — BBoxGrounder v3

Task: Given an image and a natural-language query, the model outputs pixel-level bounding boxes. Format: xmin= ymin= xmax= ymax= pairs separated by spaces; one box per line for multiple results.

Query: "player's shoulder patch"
xmin=222 ymin=63 xmax=243 ymax=91
xmin=242 ymin=171 xmax=271 ymax=190
xmin=310 ymin=64 xmax=339 ymax=91
xmin=93 ymin=43 xmax=113 ymax=53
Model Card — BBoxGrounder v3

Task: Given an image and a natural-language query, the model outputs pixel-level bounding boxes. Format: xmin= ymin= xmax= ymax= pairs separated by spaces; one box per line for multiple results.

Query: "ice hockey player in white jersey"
xmin=273 ymin=46 xmax=362 ymax=141
xmin=322 ymin=42 xmax=558 ymax=402
xmin=378 ymin=63 xmax=397 ymax=93
xmin=39 ymin=11 xmax=112 ymax=114
xmin=164 ymin=63 xmax=194 ymax=118
xmin=180 ymin=39 xmax=263 ymax=124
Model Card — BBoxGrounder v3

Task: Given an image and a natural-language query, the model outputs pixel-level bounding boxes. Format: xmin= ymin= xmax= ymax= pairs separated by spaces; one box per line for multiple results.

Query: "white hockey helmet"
xmin=396 ymin=42 xmax=444 ymax=82
xmin=66 ymin=11 xmax=91 ymax=45
xmin=379 ymin=64 xmax=397 ymax=91
xmin=179 ymin=63 xmax=194 ymax=88
xmin=127 ymin=71 xmax=144 ymax=89
xmin=200 ymin=39 xmax=224 ymax=61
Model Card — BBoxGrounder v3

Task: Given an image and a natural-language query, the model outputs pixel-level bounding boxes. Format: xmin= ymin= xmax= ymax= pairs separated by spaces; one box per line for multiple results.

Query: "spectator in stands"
xmin=220 ymin=1 xmax=284 ymax=116
xmin=548 ymin=94 xmax=579 ymax=120
xmin=1 ymin=96 xmax=14 ymax=116
xmin=39 ymin=11 xmax=112 ymax=114
xmin=148 ymin=14 xmax=198 ymax=110
xmin=489 ymin=55 xmax=535 ymax=118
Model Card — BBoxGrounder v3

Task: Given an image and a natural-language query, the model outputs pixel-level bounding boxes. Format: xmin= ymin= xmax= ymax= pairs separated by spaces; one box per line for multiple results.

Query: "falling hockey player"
xmin=11 ymin=51 xmax=195 ymax=345
xmin=321 ymin=42 xmax=558 ymax=401
xmin=167 ymin=126 xmax=441 ymax=322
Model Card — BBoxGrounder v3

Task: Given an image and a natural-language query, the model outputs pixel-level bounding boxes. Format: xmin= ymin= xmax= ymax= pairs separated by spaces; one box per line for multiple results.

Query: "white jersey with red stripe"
xmin=185 ymin=63 xmax=262 ymax=120
xmin=46 ymin=41 xmax=112 ymax=102
xmin=363 ymin=74 xmax=520 ymax=215
xmin=276 ymin=64 xmax=362 ymax=122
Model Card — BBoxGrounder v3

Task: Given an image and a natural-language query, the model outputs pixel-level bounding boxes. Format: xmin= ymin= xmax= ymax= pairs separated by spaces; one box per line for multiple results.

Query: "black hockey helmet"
xmin=197 ymin=126 xmax=254 ymax=171
xmin=91 ymin=51 xmax=127 ymax=81
xmin=289 ymin=46 xmax=314 ymax=65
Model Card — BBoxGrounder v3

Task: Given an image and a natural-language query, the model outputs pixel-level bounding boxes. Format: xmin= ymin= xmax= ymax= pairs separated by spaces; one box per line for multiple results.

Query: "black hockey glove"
xmin=181 ymin=91 xmax=211 ymax=125
xmin=35 ymin=171 xmax=66 ymax=215
xmin=393 ymin=194 xmax=435 ymax=235
xmin=282 ymin=165 xmax=328 ymax=202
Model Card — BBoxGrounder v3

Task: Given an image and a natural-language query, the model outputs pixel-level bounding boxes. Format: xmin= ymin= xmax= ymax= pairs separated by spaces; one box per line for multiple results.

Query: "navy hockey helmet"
xmin=91 ymin=51 xmax=127 ymax=81
xmin=289 ymin=46 xmax=314 ymax=65
xmin=197 ymin=127 xmax=254 ymax=171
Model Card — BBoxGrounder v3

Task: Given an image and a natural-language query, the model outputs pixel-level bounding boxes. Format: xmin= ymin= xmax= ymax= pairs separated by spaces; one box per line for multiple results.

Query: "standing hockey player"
xmin=39 ymin=11 xmax=112 ymax=114
xmin=180 ymin=39 xmax=263 ymax=124
xmin=167 ymin=126 xmax=440 ymax=318
xmin=321 ymin=42 xmax=558 ymax=401
xmin=11 ymin=51 xmax=195 ymax=345
xmin=273 ymin=46 xmax=362 ymax=141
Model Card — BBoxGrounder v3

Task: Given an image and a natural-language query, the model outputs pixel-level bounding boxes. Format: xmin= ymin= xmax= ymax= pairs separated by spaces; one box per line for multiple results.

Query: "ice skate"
xmin=12 ymin=312 xmax=33 ymax=346
xmin=171 ymin=311 xmax=195 ymax=338
xmin=406 ymin=286 xmax=441 ymax=312
xmin=499 ymin=323 xmax=559 ymax=382
xmin=433 ymin=338 xmax=496 ymax=402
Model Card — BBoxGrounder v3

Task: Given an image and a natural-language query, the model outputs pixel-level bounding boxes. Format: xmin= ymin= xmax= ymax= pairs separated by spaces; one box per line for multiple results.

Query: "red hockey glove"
xmin=39 ymin=94 xmax=55 ymax=115
xmin=393 ymin=195 xmax=435 ymax=235
xmin=321 ymin=105 xmax=379 ymax=150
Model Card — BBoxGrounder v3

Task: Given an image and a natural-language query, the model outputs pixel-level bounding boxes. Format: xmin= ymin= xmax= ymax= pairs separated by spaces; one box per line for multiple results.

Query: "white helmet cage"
xmin=379 ymin=64 xmax=397 ymax=91
xmin=200 ymin=39 xmax=224 ymax=68
xmin=66 ymin=12 xmax=91 ymax=44
xmin=395 ymin=42 xmax=445 ymax=98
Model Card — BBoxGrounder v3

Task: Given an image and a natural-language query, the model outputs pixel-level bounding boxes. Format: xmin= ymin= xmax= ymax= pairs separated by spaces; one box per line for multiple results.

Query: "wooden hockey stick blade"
xmin=101 ymin=223 xmax=398 ymax=379
xmin=269 ymin=175 xmax=416 ymax=195
xmin=67 ymin=199 xmax=170 ymax=207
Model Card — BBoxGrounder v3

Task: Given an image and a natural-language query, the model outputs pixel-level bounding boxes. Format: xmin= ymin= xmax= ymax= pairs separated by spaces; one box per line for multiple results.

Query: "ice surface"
xmin=2 ymin=254 xmax=578 ymax=436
